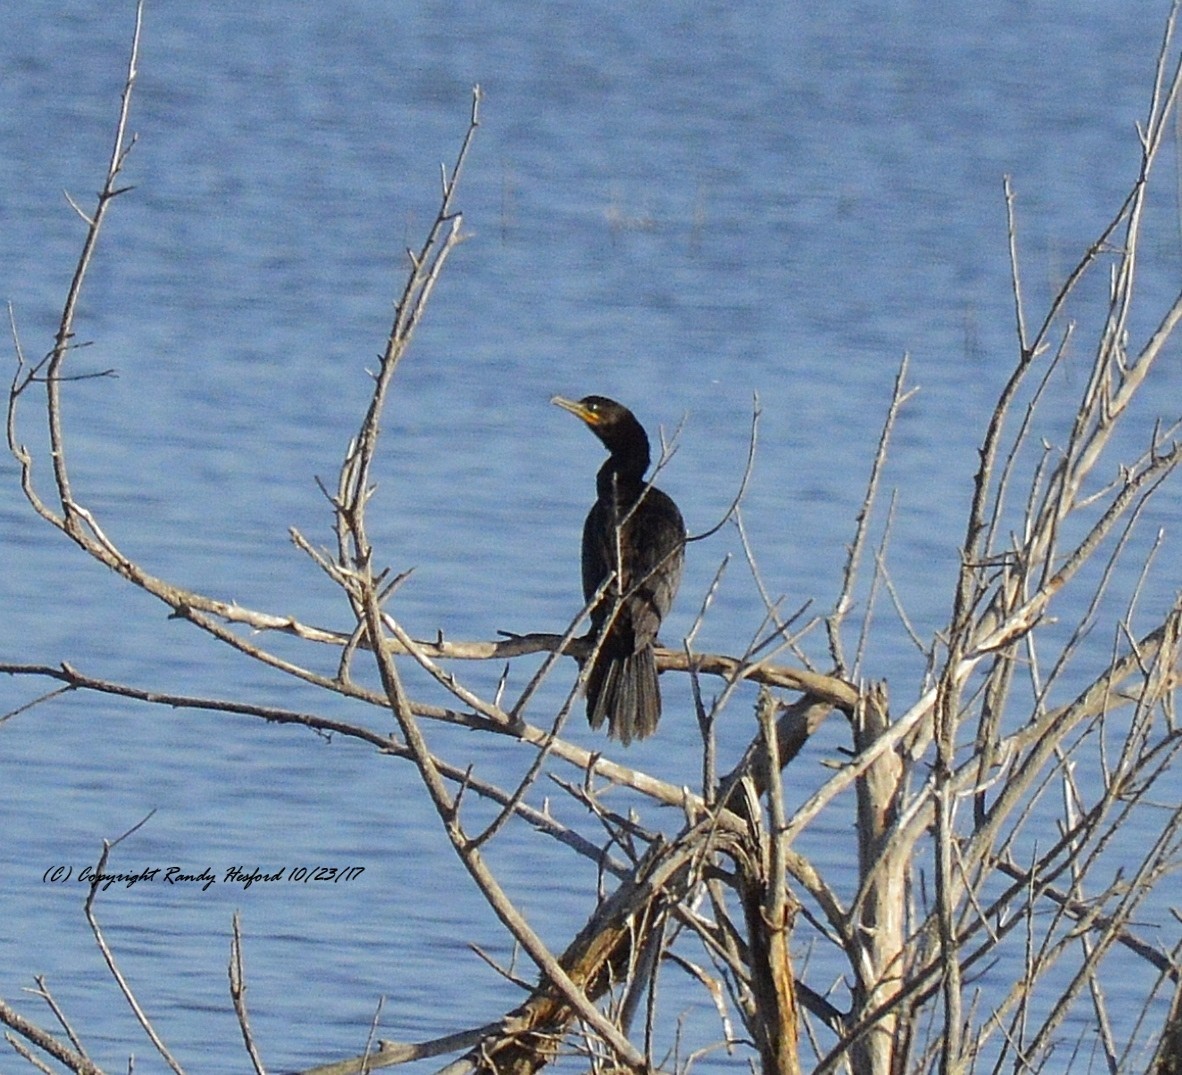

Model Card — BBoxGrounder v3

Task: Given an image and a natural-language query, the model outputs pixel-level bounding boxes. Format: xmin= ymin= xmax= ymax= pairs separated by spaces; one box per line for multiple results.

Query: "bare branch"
xmin=230 ymin=914 xmax=268 ymax=1075
xmin=827 ymin=353 xmax=917 ymax=675
xmin=83 ymin=814 xmax=185 ymax=1075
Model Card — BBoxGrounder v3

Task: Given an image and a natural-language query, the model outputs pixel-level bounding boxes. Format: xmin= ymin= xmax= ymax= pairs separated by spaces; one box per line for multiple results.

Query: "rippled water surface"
xmin=2 ymin=4 xmax=1180 ymax=1072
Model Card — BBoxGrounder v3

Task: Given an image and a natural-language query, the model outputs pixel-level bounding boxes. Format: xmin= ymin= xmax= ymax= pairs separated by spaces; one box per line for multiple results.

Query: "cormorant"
xmin=552 ymin=395 xmax=685 ymax=744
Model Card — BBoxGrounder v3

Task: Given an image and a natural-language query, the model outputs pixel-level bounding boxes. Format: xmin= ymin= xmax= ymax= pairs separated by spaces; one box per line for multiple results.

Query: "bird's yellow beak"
xmin=551 ymin=395 xmax=600 ymax=426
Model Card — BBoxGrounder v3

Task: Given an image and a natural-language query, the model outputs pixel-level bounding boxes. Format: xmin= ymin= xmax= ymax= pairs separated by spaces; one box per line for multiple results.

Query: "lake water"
xmin=2 ymin=3 xmax=1180 ymax=1073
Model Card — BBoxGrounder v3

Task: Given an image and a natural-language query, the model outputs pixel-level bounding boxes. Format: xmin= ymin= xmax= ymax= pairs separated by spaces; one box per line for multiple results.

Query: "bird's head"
xmin=551 ymin=395 xmax=651 ymax=470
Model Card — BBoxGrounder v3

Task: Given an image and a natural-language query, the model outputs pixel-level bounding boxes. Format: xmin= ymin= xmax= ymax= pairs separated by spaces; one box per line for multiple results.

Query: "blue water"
xmin=2 ymin=3 xmax=1180 ymax=1072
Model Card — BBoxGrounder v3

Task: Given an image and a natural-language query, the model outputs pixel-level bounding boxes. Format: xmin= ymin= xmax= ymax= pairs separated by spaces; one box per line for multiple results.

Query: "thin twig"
xmin=229 ymin=914 xmax=267 ymax=1075
xmin=84 ymin=812 xmax=185 ymax=1075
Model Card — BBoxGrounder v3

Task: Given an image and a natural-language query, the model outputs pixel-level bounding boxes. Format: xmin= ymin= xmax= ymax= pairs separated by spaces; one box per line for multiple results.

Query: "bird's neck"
xmin=596 ymin=453 xmax=649 ymax=502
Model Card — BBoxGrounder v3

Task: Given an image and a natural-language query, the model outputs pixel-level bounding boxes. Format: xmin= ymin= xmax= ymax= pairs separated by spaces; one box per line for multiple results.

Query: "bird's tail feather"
xmin=585 ymin=645 xmax=661 ymax=745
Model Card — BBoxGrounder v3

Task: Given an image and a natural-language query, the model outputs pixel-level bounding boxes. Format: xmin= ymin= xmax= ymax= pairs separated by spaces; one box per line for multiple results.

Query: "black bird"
xmin=552 ymin=395 xmax=686 ymax=744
